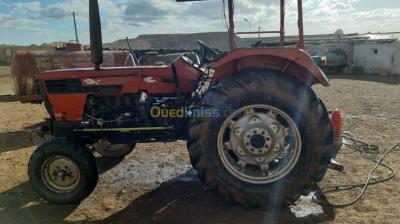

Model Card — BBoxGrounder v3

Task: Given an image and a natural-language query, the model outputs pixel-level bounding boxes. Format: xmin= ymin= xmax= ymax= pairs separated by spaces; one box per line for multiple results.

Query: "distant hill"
xmin=104 ymin=32 xmax=243 ymax=51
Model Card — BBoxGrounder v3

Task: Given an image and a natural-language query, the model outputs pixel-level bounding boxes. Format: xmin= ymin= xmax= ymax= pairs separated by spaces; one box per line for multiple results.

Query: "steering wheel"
xmin=197 ymin=40 xmax=220 ymax=65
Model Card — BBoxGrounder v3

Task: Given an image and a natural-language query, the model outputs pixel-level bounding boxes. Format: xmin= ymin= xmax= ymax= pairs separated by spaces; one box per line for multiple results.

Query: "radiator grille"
xmin=45 ymin=79 xmax=122 ymax=94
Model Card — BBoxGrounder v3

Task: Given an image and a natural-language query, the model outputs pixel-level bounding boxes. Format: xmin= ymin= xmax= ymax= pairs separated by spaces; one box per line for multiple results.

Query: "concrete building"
xmin=352 ymin=36 xmax=400 ymax=75
xmin=242 ymin=32 xmax=400 ymax=75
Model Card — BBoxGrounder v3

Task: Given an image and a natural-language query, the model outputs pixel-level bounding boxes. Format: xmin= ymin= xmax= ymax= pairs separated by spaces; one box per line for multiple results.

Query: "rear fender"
xmin=211 ymin=48 xmax=330 ymax=86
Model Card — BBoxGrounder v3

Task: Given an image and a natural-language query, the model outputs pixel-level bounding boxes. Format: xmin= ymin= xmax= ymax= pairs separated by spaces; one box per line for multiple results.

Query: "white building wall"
xmin=392 ymin=41 xmax=400 ymax=75
xmin=353 ymin=41 xmax=400 ymax=75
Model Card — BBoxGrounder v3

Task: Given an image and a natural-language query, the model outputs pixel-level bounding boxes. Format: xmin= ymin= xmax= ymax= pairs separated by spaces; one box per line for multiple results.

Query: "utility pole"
xmin=243 ymin=18 xmax=251 ymax=37
xmin=72 ymin=11 xmax=79 ymax=44
xmin=258 ymin=26 xmax=261 ymax=39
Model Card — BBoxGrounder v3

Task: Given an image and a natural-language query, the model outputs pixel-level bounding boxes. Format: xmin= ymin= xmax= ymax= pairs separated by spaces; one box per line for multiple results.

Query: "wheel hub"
xmin=218 ymin=105 xmax=302 ymax=184
xmin=250 ymin=134 xmax=266 ymax=149
xmin=41 ymin=156 xmax=80 ymax=192
xmin=230 ymin=110 xmax=287 ymax=167
xmin=244 ymin=127 xmax=271 ymax=155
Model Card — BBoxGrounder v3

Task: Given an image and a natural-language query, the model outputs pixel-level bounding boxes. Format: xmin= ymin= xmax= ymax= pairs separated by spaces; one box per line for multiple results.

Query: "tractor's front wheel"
xmin=188 ymin=70 xmax=334 ymax=208
xmin=28 ymin=139 xmax=98 ymax=204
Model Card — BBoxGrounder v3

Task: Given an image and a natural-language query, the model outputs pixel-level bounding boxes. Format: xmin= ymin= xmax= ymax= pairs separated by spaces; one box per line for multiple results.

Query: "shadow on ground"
xmin=328 ymin=74 xmax=400 ymax=85
xmin=0 ymin=181 xmax=78 ymax=224
xmin=0 ymin=157 xmax=124 ymax=224
xmin=0 ymin=130 xmax=34 ymax=153
xmin=0 ymin=122 xmax=49 ymax=153
xmin=92 ymin=170 xmax=335 ymax=224
xmin=0 ymin=167 xmax=335 ymax=224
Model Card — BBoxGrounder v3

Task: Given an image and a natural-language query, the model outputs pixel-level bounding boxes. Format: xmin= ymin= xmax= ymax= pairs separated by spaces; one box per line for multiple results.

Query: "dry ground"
xmin=0 ymin=65 xmax=399 ymax=224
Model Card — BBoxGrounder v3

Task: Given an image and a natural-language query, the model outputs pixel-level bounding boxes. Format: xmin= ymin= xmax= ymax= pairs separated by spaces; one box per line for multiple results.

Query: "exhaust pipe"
xmin=89 ymin=0 xmax=103 ymax=70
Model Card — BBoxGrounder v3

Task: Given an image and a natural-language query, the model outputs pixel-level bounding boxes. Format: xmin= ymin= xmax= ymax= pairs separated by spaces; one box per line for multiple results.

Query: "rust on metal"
xmin=228 ymin=0 xmax=238 ymax=50
xmin=280 ymin=0 xmax=286 ymax=46
xmin=297 ymin=0 xmax=305 ymax=49
xmin=234 ymin=0 xmax=304 ymax=50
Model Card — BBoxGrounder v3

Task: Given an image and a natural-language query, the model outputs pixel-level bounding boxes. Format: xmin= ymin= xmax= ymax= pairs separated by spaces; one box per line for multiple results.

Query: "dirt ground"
xmin=0 ymin=65 xmax=399 ymax=224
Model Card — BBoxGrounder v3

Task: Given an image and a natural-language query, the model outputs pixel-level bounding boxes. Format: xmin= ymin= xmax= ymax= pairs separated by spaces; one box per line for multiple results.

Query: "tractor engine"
xmin=84 ymin=94 xmax=140 ymax=128
xmin=82 ymin=93 xmax=183 ymax=130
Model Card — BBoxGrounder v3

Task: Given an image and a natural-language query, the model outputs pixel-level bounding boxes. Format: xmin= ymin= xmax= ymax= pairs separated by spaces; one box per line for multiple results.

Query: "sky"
xmin=0 ymin=0 xmax=399 ymax=45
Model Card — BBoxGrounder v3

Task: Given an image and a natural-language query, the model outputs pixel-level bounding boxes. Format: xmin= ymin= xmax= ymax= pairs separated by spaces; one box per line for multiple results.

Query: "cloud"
xmin=103 ymin=0 xmax=400 ymax=39
xmin=182 ymin=1 xmax=221 ymax=20
xmin=41 ymin=0 xmax=88 ymax=19
xmin=123 ymin=1 xmax=167 ymax=22
xmin=353 ymin=8 xmax=400 ymax=18
xmin=0 ymin=0 xmax=399 ymax=45
xmin=10 ymin=1 xmax=41 ymax=16
xmin=42 ymin=5 xmax=70 ymax=17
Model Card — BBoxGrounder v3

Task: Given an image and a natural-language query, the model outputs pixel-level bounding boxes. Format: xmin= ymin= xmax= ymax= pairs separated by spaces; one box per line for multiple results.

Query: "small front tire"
xmin=28 ymin=139 xmax=98 ymax=204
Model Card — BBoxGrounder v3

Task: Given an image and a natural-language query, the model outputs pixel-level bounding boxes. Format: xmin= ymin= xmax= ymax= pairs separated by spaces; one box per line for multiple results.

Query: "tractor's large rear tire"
xmin=28 ymin=138 xmax=98 ymax=204
xmin=187 ymin=70 xmax=334 ymax=208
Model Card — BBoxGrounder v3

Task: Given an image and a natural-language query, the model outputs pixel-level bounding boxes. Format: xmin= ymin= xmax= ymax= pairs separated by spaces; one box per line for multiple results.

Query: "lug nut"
xmin=237 ymin=147 xmax=245 ymax=155
xmin=256 ymin=157 xmax=265 ymax=163
xmin=250 ymin=116 xmax=260 ymax=123
xmin=273 ymin=144 xmax=281 ymax=152
xmin=271 ymin=124 xmax=278 ymax=132
xmin=235 ymin=128 xmax=243 ymax=136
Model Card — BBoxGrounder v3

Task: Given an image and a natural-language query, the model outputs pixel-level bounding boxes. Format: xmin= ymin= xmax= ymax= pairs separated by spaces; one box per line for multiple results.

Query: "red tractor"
xmin=28 ymin=0 xmax=343 ymax=208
